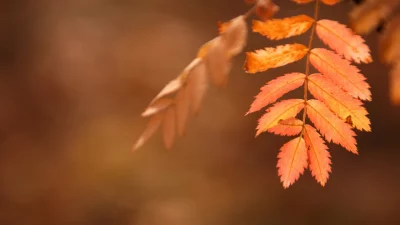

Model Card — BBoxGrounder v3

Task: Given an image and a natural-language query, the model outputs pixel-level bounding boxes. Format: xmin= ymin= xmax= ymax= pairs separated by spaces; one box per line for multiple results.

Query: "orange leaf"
xmin=316 ymin=19 xmax=372 ymax=64
xmin=142 ymin=98 xmax=173 ymax=117
xmin=308 ymin=74 xmax=371 ymax=131
xmin=162 ymin=107 xmax=176 ymax=150
xmin=175 ymin=87 xmax=190 ymax=137
xmin=133 ymin=113 xmax=164 ymax=151
xmin=185 ymin=59 xmax=208 ymax=115
xmin=390 ymin=63 xmax=400 ymax=105
xmin=304 ymin=125 xmax=331 ymax=186
xmin=277 ymin=137 xmax=308 ymax=188
xmin=269 ymin=118 xmax=303 ymax=136
xmin=349 ymin=0 xmax=400 ymax=35
xmin=292 ymin=0 xmax=314 ymax=4
xmin=244 ymin=44 xmax=308 ymax=73
xmin=307 ymin=99 xmax=358 ymax=154
xmin=252 ymin=15 xmax=314 ymax=40
xmin=310 ymin=48 xmax=371 ymax=101
xmin=320 ymin=0 xmax=341 ymax=5
xmin=247 ymin=73 xmax=306 ymax=114
xmin=256 ymin=99 xmax=305 ymax=136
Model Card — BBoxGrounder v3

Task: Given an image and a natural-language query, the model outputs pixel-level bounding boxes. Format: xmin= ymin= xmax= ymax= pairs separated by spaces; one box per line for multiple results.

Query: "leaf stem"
xmin=302 ymin=0 xmax=320 ymax=133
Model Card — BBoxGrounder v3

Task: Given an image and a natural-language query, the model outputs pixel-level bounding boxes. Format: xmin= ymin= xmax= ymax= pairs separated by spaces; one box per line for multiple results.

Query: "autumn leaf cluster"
xmin=134 ymin=0 xmax=376 ymax=188
xmin=245 ymin=0 xmax=372 ymax=188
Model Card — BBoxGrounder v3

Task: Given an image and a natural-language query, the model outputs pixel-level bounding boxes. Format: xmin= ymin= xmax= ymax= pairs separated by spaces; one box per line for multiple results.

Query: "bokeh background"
xmin=0 ymin=0 xmax=399 ymax=224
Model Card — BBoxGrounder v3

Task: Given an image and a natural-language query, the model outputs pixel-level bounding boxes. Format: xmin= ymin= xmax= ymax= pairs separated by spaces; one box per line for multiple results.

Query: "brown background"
xmin=0 ymin=0 xmax=399 ymax=225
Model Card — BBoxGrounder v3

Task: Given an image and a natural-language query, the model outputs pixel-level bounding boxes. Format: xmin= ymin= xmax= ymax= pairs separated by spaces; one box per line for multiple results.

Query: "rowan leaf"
xmin=310 ymin=48 xmax=371 ymax=101
xmin=292 ymin=0 xmax=314 ymax=4
xmin=268 ymin=118 xmax=303 ymax=136
xmin=256 ymin=99 xmax=305 ymax=136
xmin=277 ymin=137 xmax=308 ymax=189
xmin=247 ymin=73 xmax=306 ymax=114
xmin=390 ymin=63 xmax=400 ymax=105
xmin=349 ymin=0 xmax=400 ymax=35
xmin=162 ymin=107 xmax=176 ymax=150
xmin=316 ymin=19 xmax=372 ymax=64
xmin=185 ymin=59 xmax=208 ymax=115
xmin=307 ymin=99 xmax=358 ymax=154
xmin=142 ymin=98 xmax=173 ymax=117
xmin=244 ymin=44 xmax=308 ymax=74
xmin=204 ymin=36 xmax=232 ymax=87
xmin=175 ymin=87 xmax=190 ymax=137
xmin=308 ymin=74 xmax=371 ymax=131
xmin=304 ymin=125 xmax=331 ymax=186
xmin=133 ymin=113 xmax=164 ymax=151
xmin=320 ymin=0 xmax=341 ymax=5
xmin=252 ymin=15 xmax=314 ymax=40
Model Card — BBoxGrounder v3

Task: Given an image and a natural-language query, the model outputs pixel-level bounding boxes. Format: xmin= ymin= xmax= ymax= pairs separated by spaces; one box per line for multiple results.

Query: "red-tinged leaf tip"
xmin=304 ymin=125 xmax=332 ymax=186
xmin=277 ymin=137 xmax=308 ymax=188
